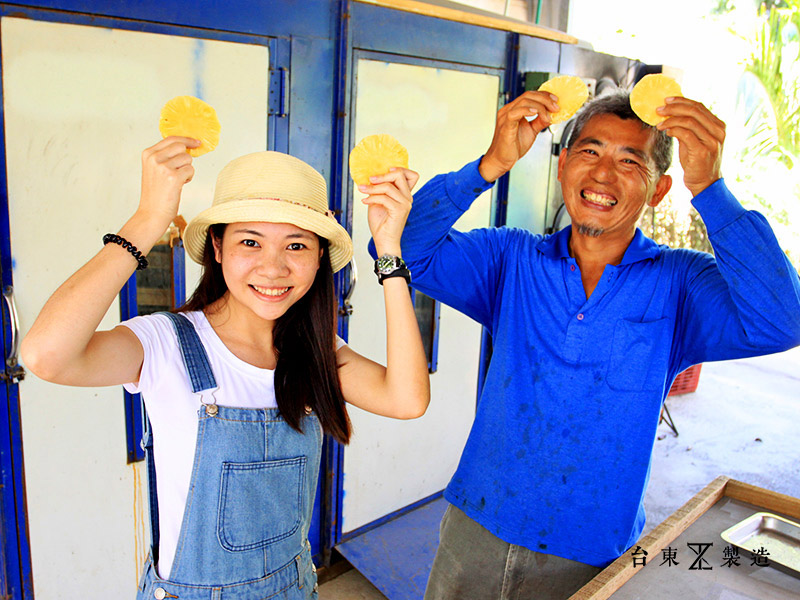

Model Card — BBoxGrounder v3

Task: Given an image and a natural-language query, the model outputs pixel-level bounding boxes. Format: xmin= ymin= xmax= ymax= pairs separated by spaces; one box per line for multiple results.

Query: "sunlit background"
xmin=570 ymin=0 xmax=800 ymax=270
xmin=458 ymin=0 xmax=800 ymax=268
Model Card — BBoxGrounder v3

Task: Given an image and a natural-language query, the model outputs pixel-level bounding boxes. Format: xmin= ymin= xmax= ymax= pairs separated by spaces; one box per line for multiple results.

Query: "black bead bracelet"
xmin=103 ymin=233 xmax=149 ymax=270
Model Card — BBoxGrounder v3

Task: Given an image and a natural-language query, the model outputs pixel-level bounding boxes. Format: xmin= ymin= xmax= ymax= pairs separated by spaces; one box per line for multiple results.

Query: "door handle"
xmin=339 ymin=258 xmax=357 ymax=316
xmin=2 ymin=285 xmax=26 ymax=383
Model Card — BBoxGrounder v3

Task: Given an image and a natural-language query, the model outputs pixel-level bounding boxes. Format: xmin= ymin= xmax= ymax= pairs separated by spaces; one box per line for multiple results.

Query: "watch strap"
xmin=377 ymin=266 xmax=411 ymax=285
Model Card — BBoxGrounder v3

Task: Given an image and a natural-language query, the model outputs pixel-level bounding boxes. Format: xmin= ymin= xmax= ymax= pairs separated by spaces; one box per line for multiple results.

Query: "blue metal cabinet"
xmin=0 ymin=2 xmax=644 ymax=598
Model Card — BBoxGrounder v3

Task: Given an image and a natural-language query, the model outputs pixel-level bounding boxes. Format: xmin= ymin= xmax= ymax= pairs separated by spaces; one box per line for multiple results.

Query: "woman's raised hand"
xmin=358 ymin=167 xmax=420 ymax=256
xmin=139 ymin=136 xmax=200 ymax=230
xmin=338 ymin=165 xmax=430 ymax=419
xmin=17 ymin=139 xmax=203 ymax=385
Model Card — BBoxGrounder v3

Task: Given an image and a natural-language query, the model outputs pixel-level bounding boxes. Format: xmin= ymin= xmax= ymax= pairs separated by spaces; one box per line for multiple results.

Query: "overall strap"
xmin=141 ymin=402 xmax=160 ymax=565
xmin=141 ymin=311 xmax=218 ymax=566
xmin=160 ymin=311 xmax=218 ymax=392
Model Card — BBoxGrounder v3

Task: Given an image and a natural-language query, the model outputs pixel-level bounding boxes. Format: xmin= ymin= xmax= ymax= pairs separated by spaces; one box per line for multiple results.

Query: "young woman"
xmin=21 ymin=136 xmax=429 ymax=599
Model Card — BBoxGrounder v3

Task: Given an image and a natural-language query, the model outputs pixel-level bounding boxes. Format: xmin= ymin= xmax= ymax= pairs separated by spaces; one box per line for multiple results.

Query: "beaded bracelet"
xmin=103 ymin=233 xmax=149 ymax=270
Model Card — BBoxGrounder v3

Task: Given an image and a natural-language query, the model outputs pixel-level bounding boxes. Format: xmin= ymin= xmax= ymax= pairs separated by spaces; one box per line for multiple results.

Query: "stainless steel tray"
xmin=721 ymin=511 xmax=800 ymax=573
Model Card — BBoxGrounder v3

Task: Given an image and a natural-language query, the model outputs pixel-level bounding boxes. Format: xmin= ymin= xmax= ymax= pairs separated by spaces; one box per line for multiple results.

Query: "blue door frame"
xmin=336 ymin=46 xmax=508 ymax=549
xmin=323 ymin=0 xmax=567 ymax=558
xmin=0 ymin=9 xmax=34 ymax=587
xmin=0 ymin=0 xmax=575 ymax=595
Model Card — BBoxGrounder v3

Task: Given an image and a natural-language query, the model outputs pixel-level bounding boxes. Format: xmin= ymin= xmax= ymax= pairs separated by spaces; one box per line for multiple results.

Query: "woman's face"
xmin=213 ymin=221 xmax=322 ymax=323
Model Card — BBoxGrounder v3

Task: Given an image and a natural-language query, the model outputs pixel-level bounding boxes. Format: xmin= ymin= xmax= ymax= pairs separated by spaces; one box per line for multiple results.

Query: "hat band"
xmin=217 ymin=196 xmax=336 ymax=219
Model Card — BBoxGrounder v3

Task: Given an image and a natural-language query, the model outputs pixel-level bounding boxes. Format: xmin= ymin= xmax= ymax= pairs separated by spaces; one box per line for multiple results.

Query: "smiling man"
xmin=364 ymin=89 xmax=800 ymax=599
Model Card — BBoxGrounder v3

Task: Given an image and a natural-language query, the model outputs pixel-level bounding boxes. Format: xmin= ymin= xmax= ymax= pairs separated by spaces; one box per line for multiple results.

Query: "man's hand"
xmin=656 ymin=97 xmax=725 ymax=196
xmin=478 ymin=91 xmax=559 ymax=183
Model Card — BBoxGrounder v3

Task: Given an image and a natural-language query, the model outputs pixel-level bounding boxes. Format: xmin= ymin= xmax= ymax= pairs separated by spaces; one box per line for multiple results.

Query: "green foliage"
xmin=743 ymin=2 xmax=800 ymax=167
xmin=733 ymin=1 xmax=800 ymax=271
xmin=711 ymin=0 xmax=737 ymax=15
xmin=640 ymin=201 xmax=713 ymax=255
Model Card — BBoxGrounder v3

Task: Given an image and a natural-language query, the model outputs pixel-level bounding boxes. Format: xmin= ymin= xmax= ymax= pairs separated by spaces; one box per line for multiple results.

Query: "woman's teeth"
xmin=252 ymin=285 xmax=290 ymax=296
xmin=582 ymin=191 xmax=617 ymax=206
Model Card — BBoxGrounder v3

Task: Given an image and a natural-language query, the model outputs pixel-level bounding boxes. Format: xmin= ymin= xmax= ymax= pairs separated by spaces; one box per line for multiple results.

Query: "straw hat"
xmin=184 ymin=151 xmax=353 ymax=272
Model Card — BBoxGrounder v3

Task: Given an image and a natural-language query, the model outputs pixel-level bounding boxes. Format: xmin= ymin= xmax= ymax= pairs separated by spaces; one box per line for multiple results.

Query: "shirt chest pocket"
xmin=606 ymin=318 xmax=672 ymax=392
xmin=217 ymin=456 xmax=306 ymax=552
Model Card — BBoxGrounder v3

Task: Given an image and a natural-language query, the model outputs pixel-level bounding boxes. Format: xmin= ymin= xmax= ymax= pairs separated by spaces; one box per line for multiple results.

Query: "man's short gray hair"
xmin=564 ymin=90 xmax=673 ymax=177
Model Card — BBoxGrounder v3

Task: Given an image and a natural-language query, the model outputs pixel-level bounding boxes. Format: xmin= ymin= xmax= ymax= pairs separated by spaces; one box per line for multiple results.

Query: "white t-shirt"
xmin=122 ymin=310 xmax=344 ymax=578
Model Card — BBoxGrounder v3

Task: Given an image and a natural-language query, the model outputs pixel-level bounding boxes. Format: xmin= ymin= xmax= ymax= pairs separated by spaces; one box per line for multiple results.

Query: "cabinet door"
xmin=342 ymin=54 xmax=501 ymax=534
xmin=1 ymin=14 xmax=269 ymax=596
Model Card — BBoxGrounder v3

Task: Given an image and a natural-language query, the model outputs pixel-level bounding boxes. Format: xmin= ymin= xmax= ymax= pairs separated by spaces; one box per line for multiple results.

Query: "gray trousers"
xmin=424 ymin=505 xmax=602 ymax=600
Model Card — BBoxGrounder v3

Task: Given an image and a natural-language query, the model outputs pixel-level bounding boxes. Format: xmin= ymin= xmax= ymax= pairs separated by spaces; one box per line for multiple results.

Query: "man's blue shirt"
xmin=386 ymin=158 xmax=800 ymax=566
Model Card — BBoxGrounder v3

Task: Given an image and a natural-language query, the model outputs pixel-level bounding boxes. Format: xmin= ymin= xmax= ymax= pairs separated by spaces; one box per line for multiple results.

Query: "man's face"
xmin=557 ymin=113 xmax=671 ymax=241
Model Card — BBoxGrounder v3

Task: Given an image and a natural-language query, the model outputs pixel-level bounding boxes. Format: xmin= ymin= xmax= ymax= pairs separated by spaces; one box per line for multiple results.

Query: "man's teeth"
xmin=582 ymin=191 xmax=617 ymax=206
xmin=253 ymin=285 xmax=290 ymax=296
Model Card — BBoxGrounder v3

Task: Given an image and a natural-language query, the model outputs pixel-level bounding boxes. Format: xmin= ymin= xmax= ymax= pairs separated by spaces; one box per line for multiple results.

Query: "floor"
xmin=318 ymin=346 xmax=800 ymax=600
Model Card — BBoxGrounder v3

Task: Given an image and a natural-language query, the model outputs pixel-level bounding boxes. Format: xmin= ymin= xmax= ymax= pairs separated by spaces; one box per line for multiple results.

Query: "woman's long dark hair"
xmin=180 ymin=223 xmax=351 ymax=444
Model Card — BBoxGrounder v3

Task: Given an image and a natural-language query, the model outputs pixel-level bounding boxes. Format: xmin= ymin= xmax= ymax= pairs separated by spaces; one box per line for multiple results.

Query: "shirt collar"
xmin=537 ymin=225 xmax=572 ymax=259
xmin=620 ymin=228 xmax=662 ymax=264
xmin=536 ymin=226 xmax=662 ymax=264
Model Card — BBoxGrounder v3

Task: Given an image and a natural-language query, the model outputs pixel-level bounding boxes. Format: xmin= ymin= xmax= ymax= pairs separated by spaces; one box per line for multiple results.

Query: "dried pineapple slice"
xmin=159 ymin=96 xmax=221 ymax=157
xmin=349 ymin=134 xmax=409 ymax=186
xmin=538 ymin=75 xmax=589 ymax=124
xmin=629 ymin=74 xmax=683 ymax=126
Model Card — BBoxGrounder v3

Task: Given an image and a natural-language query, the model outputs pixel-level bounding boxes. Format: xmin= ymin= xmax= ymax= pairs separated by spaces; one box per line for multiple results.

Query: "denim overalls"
xmin=137 ymin=312 xmax=320 ymax=600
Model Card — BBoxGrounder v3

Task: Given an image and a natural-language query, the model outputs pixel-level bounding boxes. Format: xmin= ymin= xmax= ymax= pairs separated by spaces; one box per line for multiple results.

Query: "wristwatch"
xmin=374 ymin=254 xmax=411 ymax=285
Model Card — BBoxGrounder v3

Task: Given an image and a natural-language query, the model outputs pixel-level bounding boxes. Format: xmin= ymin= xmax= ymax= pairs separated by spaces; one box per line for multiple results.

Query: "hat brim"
xmin=184 ymin=199 xmax=354 ymax=273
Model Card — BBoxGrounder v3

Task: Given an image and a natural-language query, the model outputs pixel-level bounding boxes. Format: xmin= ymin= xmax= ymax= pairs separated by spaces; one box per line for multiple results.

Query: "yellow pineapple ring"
xmin=158 ymin=96 xmax=221 ymax=157
xmin=629 ymin=74 xmax=683 ymax=126
xmin=538 ymin=75 xmax=589 ymax=124
xmin=349 ymin=134 xmax=409 ymax=186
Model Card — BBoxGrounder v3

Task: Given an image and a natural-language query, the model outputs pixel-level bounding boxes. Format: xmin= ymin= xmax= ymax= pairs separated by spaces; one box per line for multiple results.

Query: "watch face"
xmin=376 ymin=255 xmax=399 ymax=274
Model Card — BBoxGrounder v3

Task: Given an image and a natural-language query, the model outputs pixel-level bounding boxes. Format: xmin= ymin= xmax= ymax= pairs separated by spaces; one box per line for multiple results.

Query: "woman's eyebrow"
xmin=286 ymin=232 xmax=315 ymax=239
xmin=230 ymin=228 xmax=265 ymax=237
xmin=230 ymin=228 xmax=316 ymax=241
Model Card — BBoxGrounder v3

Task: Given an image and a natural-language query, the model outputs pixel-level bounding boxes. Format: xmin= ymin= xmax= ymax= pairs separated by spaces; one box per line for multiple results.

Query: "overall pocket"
xmin=606 ymin=318 xmax=671 ymax=392
xmin=217 ymin=456 xmax=307 ymax=552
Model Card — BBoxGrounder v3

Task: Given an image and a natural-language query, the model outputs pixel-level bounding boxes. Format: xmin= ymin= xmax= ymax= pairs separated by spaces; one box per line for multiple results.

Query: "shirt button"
xmin=570 ymin=264 xmax=576 ymax=271
xmin=577 ymin=313 xmax=584 ymax=321
xmin=154 ymin=589 xmax=166 ymax=600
